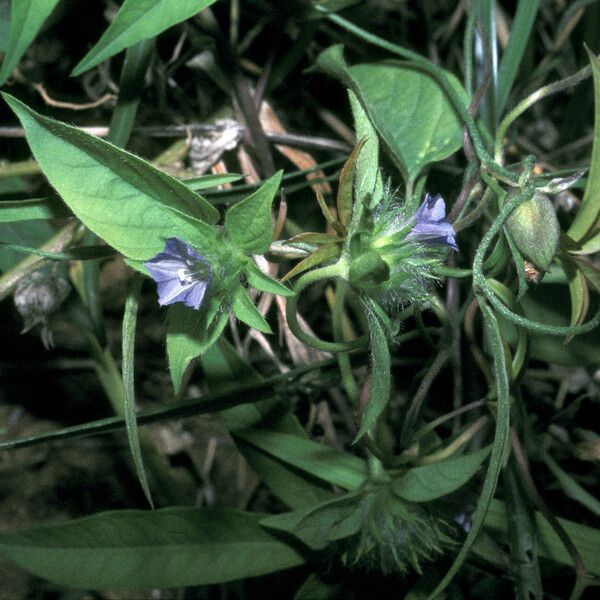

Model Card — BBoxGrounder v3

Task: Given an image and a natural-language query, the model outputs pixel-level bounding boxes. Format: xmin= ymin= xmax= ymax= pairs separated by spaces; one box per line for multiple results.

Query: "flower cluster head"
xmin=338 ymin=486 xmax=455 ymax=575
xmin=144 ymin=238 xmax=212 ymax=310
xmin=349 ymin=190 xmax=457 ymax=310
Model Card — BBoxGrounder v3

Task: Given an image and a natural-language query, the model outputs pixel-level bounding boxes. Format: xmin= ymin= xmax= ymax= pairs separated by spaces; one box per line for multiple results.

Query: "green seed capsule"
xmin=505 ymin=190 xmax=560 ymax=272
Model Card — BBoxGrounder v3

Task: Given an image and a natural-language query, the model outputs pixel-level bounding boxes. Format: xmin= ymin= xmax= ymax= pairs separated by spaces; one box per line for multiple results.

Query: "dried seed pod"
xmin=13 ymin=270 xmax=70 ymax=348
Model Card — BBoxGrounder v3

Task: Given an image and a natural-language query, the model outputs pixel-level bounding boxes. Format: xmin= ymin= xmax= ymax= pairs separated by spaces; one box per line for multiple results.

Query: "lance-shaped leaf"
xmin=0 ymin=0 xmax=60 ymax=86
xmin=568 ymin=48 xmax=600 ymax=242
xmin=281 ymin=244 xmax=341 ymax=282
xmin=72 ymin=0 xmax=218 ymax=76
xmin=231 ymin=287 xmax=272 ymax=333
xmin=348 ymin=89 xmax=383 ymax=210
xmin=0 ymin=508 xmax=304 ymax=589
xmin=354 ymin=300 xmax=391 ymax=441
xmin=3 ymin=93 xmax=219 ymax=260
xmin=244 ymin=260 xmax=294 ymax=297
xmin=0 ymin=196 xmax=72 ymax=222
xmin=224 ymin=171 xmax=282 ymax=254
xmin=236 ymin=428 xmax=368 ymax=490
xmin=336 ymin=137 xmax=367 ymax=230
xmin=391 ymin=447 xmax=491 ymax=502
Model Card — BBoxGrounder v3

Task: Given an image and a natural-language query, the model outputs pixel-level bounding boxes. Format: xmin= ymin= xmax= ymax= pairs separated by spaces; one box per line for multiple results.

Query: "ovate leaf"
xmin=392 ymin=446 xmax=491 ymax=502
xmin=0 ymin=0 xmax=60 ymax=86
xmin=0 ymin=508 xmax=304 ymax=588
xmin=3 ymin=94 xmax=219 ymax=260
xmin=224 ymin=171 xmax=282 ymax=254
xmin=314 ymin=45 xmax=467 ymax=182
xmin=72 ymin=0 xmax=218 ymax=76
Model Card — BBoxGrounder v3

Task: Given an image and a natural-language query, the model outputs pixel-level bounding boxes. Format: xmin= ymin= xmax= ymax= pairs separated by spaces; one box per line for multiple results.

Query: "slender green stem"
xmin=332 ymin=279 xmax=360 ymax=403
xmin=286 ymin=260 xmax=369 ymax=352
xmin=495 ymin=63 xmax=593 ymax=163
xmin=429 ymin=298 xmax=511 ymax=598
xmin=0 ymin=356 xmax=345 ymax=451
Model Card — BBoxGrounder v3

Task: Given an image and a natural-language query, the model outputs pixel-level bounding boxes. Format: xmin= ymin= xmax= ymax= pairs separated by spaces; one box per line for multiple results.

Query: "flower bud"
xmin=505 ymin=190 xmax=560 ymax=271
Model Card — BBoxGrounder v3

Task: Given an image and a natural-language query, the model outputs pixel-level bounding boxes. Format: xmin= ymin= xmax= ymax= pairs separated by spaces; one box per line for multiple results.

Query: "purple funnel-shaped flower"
xmin=407 ymin=193 xmax=457 ymax=250
xmin=145 ymin=238 xmax=211 ymax=310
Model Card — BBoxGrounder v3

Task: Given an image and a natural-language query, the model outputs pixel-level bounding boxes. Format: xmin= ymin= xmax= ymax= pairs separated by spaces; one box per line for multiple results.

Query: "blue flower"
xmin=145 ymin=238 xmax=211 ymax=310
xmin=407 ymin=193 xmax=457 ymax=250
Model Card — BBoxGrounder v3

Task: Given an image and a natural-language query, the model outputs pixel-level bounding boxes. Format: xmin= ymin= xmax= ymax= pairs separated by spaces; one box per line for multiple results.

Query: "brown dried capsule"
xmin=13 ymin=270 xmax=70 ymax=348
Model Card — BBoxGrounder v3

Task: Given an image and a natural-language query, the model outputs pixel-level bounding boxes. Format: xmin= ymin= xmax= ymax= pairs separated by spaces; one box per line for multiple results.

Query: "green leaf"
xmin=0 ymin=508 xmax=304 ymax=589
xmin=236 ymin=429 xmax=368 ymax=490
xmin=430 ymin=300 xmax=511 ymax=597
xmin=185 ymin=172 xmax=243 ymax=190
xmin=224 ymin=171 xmax=282 ymax=254
xmin=262 ymin=492 xmax=362 ymax=551
xmin=72 ymin=0 xmax=218 ymax=76
xmin=496 ymin=0 xmax=540 ymax=117
xmin=355 ymin=300 xmax=391 ymax=441
xmin=0 ymin=197 xmax=71 ymax=222
xmin=287 ymin=232 xmax=343 ymax=245
xmin=203 ymin=340 xmax=335 ymax=510
xmin=0 ymin=220 xmax=54 ymax=272
xmin=336 ymin=137 xmax=367 ymax=229
xmin=517 ymin=284 xmax=600 ymax=367
xmin=348 ymin=89 xmax=383 ymax=210
xmin=3 ymin=93 xmax=219 ymax=260
xmin=560 ymin=256 xmax=590 ymax=342
xmin=231 ymin=286 xmax=272 ymax=333
xmin=314 ymin=45 xmax=467 ymax=182
xmin=391 ymin=447 xmax=491 ymax=502
xmin=122 ymin=273 xmax=153 ymax=508
xmin=0 ymin=1 xmax=10 ymax=53
xmin=568 ymin=48 xmax=600 ymax=241
xmin=0 ymin=0 xmax=60 ymax=86
xmin=571 ymin=255 xmax=600 ymax=294
xmin=280 ymin=243 xmax=341 ymax=282
xmin=167 ymin=300 xmax=227 ymax=392
xmin=540 ymin=450 xmax=600 ymax=517
xmin=485 ymin=498 xmax=600 ymax=576
xmin=244 ymin=260 xmax=294 ymax=297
